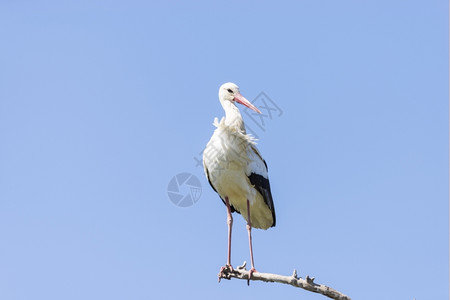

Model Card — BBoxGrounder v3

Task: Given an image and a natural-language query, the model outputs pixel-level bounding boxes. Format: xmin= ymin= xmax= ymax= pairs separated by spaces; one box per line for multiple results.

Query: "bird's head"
xmin=219 ymin=82 xmax=261 ymax=114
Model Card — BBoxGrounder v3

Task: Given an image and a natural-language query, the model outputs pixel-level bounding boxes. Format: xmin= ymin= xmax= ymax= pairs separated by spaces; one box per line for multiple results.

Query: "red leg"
xmin=225 ymin=196 xmax=233 ymax=269
xmin=219 ymin=197 xmax=234 ymax=282
xmin=246 ymin=199 xmax=257 ymax=285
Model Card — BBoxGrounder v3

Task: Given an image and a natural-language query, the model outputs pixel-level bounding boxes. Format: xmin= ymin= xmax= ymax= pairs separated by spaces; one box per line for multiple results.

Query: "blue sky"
xmin=0 ymin=1 xmax=448 ymax=299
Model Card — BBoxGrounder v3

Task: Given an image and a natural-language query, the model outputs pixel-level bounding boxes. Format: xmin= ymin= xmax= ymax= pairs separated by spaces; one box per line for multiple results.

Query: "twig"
xmin=218 ymin=262 xmax=351 ymax=300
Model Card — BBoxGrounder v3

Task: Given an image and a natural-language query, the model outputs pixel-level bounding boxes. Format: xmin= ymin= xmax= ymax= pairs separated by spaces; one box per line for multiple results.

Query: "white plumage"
xmin=204 ymin=116 xmax=274 ymax=229
xmin=203 ymin=82 xmax=275 ymax=277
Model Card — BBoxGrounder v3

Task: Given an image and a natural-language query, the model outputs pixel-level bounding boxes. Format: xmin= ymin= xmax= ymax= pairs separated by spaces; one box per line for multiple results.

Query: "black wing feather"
xmin=248 ymin=169 xmax=276 ymax=227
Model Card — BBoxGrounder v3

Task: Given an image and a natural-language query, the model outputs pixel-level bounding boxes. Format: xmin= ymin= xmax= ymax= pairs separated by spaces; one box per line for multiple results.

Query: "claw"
xmin=227 ymin=264 xmax=234 ymax=272
xmin=218 ymin=264 xmax=234 ymax=282
xmin=247 ymin=268 xmax=257 ymax=285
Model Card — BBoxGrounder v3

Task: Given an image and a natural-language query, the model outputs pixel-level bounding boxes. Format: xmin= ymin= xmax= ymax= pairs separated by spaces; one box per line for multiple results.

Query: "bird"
xmin=203 ymin=82 xmax=275 ymax=282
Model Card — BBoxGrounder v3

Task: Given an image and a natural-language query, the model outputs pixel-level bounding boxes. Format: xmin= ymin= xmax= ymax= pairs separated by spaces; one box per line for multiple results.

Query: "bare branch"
xmin=218 ymin=262 xmax=351 ymax=300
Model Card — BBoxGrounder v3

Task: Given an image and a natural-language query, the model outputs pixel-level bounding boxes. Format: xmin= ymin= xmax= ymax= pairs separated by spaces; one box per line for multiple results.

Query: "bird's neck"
xmin=222 ymin=100 xmax=246 ymax=132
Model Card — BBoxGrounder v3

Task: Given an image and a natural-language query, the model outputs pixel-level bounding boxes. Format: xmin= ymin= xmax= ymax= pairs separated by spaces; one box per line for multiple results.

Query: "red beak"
xmin=234 ymin=93 xmax=261 ymax=114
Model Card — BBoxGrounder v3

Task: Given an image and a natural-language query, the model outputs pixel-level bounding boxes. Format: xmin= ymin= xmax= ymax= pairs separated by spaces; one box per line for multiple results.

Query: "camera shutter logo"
xmin=167 ymin=173 xmax=202 ymax=207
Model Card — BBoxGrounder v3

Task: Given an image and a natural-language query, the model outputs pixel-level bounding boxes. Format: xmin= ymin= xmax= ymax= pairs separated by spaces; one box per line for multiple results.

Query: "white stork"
xmin=203 ymin=82 xmax=275 ymax=282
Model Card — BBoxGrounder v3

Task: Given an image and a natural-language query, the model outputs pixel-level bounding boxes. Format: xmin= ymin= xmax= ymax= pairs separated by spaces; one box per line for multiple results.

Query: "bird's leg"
xmin=225 ymin=196 xmax=233 ymax=270
xmin=219 ymin=196 xmax=234 ymax=282
xmin=246 ymin=199 xmax=257 ymax=285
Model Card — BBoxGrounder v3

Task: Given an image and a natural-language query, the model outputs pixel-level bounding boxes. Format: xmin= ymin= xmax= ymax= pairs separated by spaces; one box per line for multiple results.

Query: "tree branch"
xmin=218 ymin=262 xmax=351 ymax=300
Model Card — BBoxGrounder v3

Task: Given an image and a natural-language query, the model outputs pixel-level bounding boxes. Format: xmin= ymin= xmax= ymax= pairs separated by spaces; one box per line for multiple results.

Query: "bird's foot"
xmin=247 ymin=267 xmax=257 ymax=286
xmin=218 ymin=264 xmax=233 ymax=282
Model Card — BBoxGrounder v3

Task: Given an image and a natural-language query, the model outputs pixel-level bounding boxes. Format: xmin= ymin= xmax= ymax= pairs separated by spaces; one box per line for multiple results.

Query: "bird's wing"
xmin=203 ymin=138 xmax=237 ymax=213
xmin=246 ymin=145 xmax=276 ymax=227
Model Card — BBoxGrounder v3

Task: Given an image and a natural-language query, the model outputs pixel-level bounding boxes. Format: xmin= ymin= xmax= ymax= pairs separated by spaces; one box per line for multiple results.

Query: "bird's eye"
xmin=227 ymin=89 xmax=233 ymax=93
